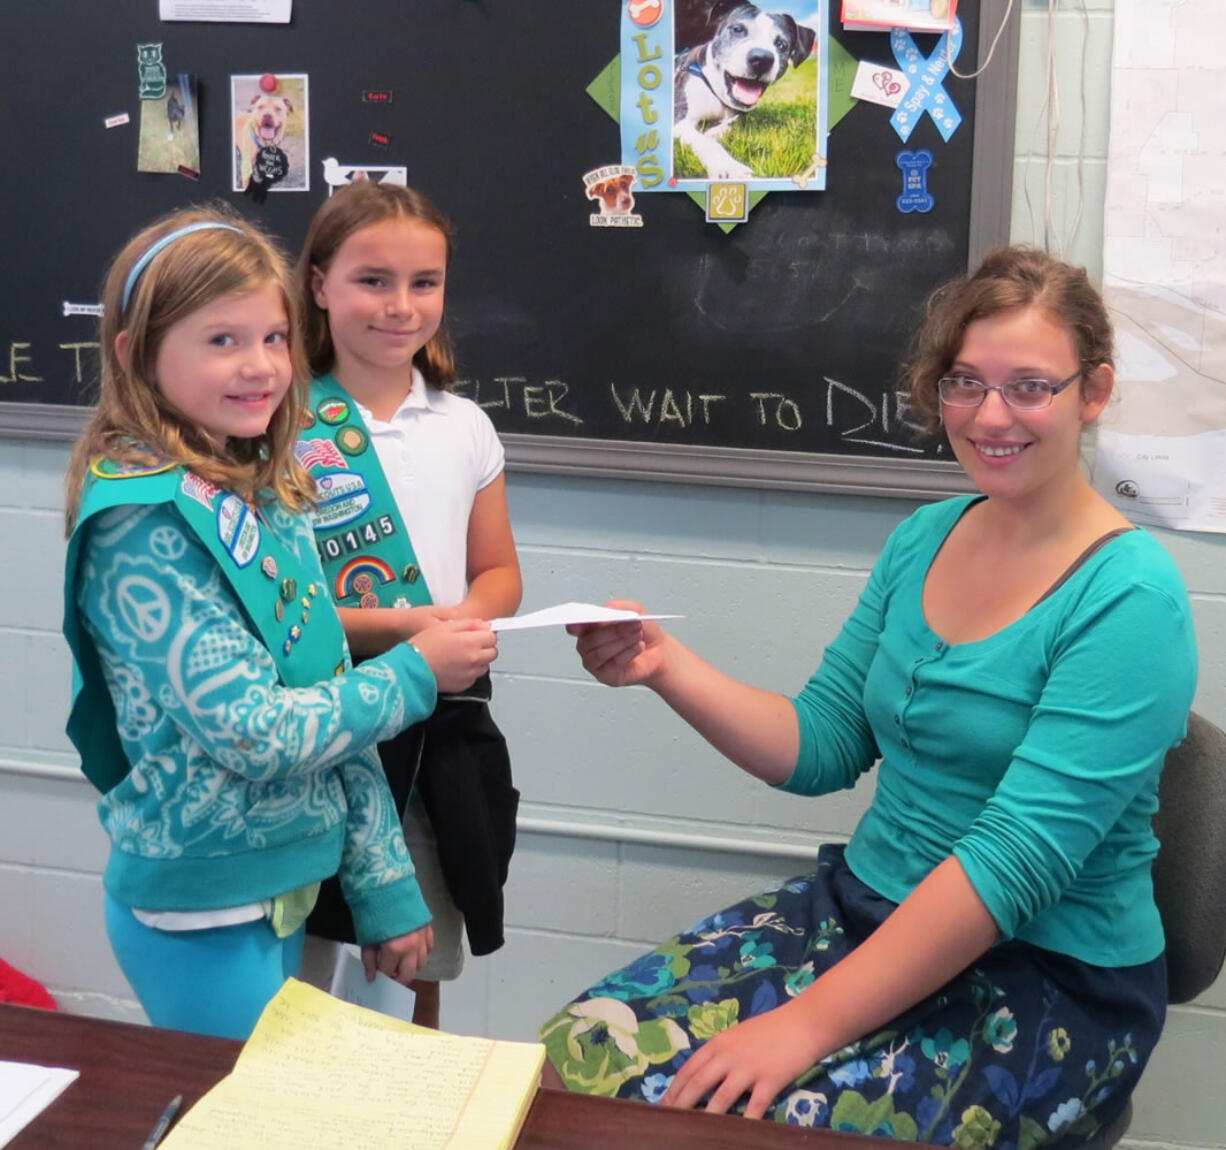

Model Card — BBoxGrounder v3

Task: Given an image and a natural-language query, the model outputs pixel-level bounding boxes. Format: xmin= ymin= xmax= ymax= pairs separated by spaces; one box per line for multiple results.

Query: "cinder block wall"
xmin=2 ymin=452 xmax=1224 ymax=1147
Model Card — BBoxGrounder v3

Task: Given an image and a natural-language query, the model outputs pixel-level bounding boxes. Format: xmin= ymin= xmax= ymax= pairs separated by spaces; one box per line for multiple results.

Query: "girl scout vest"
xmin=297 ymin=376 xmax=432 ymax=610
xmin=64 ymin=459 xmax=345 ymax=794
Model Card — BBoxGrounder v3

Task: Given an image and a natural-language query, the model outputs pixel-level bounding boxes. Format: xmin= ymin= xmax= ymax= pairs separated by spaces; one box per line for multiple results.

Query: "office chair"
xmin=1083 ymin=711 xmax=1226 ymax=1150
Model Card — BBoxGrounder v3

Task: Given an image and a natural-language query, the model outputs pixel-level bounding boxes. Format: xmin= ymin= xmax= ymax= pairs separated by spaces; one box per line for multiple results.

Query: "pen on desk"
xmin=140 ymin=1093 xmax=183 ymax=1150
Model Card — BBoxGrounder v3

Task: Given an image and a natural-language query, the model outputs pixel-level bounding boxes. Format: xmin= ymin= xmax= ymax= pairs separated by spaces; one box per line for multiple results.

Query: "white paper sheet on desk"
xmin=489 ymin=602 xmax=682 ymax=633
xmin=0 ymin=1060 xmax=78 ymax=1149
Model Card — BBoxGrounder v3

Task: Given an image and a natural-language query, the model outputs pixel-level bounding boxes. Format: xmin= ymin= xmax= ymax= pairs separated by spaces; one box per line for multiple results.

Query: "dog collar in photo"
xmin=685 ymin=59 xmax=722 ymax=103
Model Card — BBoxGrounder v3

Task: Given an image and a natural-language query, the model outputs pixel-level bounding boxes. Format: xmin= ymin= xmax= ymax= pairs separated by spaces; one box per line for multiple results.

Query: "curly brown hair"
xmin=65 ymin=204 xmax=315 ymax=534
xmin=298 ymin=182 xmax=456 ymax=388
xmin=903 ymin=246 xmax=1114 ymax=437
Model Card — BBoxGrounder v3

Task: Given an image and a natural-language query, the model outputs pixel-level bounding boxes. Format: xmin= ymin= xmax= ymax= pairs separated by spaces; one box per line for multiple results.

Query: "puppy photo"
xmin=230 ymin=74 xmax=310 ymax=192
xmin=673 ymin=1 xmax=818 ymax=181
xmin=588 ymin=174 xmax=637 ymax=216
xmin=582 ymin=165 xmax=643 ymax=228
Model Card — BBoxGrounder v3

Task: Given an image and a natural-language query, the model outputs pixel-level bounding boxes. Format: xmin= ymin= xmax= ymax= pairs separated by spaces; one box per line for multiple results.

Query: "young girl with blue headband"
xmin=62 ymin=205 xmax=499 ymax=1038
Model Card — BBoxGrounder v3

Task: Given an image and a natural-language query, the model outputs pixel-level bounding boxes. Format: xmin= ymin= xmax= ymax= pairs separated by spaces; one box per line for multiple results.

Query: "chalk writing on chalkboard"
xmin=454 ymin=373 xmax=939 ymax=456
xmin=0 ymin=343 xmax=99 ymax=387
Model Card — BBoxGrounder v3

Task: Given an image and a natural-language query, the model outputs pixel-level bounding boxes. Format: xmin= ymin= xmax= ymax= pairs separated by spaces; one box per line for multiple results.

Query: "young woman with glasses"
xmin=538 ymin=247 xmax=1197 ymax=1147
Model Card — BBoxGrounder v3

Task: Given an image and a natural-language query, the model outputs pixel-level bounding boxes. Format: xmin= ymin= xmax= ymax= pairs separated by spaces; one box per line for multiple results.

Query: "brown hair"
xmin=904 ymin=245 xmax=1115 ymax=437
xmin=298 ymin=182 xmax=456 ymax=387
xmin=65 ymin=204 xmax=315 ymax=533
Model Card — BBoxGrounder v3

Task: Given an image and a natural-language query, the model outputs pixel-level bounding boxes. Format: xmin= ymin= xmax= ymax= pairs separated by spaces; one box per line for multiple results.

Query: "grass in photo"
xmin=674 ymin=56 xmax=818 ymax=180
xmin=137 ymin=74 xmax=200 ymax=175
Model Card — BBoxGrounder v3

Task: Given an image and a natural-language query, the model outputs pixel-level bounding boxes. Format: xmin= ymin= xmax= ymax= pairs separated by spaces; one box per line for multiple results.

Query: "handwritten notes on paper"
xmin=160 ymin=979 xmax=545 ymax=1150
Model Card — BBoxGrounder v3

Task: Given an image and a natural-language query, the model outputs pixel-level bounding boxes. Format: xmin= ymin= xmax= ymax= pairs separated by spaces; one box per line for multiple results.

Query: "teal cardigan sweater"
xmin=72 ymin=499 xmax=438 ymax=945
xmin=783 ymin=496 xmax=1197 ymax=966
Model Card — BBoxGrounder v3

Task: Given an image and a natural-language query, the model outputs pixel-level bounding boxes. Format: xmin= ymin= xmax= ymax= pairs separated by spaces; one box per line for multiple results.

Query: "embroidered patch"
xmin=316 ymin=397 xmax=351 ymax=425
xmin=335 ymin=556 xmax=396 ymax=601
xmin=335 ymin=426 xmax=369 ymax=456
xmin=317 ymin=514 xmax=397 ymax=561
xmin=295 ymin=438 xmax=348 ymax=471
xmin=180 ymin=472 xmax=219 ymax=510
xmin=216 ymin=495 xmax=260 ymax=568
xmin=310 ymin=472 xmax=373 ymax=531
xmin=91 ymin=456 xmax=175 ymax=480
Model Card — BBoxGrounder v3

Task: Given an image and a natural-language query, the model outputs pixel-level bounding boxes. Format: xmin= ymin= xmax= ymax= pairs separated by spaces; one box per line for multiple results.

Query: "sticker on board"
xmin=583 ymin=165 xmax=644 ymax=227
xmin=322 ymin=157 xmax=408 ymax=196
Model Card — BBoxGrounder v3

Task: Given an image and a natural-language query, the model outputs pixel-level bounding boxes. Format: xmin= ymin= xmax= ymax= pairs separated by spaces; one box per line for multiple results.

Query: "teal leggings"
xmin=104 ymin=893 xmax=304 ymax=1039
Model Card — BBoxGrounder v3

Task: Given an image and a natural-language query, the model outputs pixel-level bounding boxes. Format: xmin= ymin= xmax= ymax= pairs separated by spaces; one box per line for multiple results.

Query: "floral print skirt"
xmin=539 ymin=844 xmax=1165 ymax=1148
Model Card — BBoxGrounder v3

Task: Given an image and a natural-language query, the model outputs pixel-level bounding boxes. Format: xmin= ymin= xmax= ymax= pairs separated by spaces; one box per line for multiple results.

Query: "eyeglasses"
xmin=937 ymin=371 xmax=1081 ymax=410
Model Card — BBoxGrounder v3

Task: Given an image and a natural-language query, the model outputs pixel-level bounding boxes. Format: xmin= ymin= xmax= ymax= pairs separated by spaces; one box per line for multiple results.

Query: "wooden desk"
xmin=0 ymin=1004 xmax=922 ymax=1149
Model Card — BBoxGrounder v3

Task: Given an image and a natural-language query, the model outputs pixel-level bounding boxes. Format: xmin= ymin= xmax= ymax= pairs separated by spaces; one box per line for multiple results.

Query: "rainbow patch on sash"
xmin=335 ymin=556 xmax=396 ymax=600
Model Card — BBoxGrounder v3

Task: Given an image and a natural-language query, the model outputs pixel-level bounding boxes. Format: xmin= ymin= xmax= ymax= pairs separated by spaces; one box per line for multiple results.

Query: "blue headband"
xmin=121 ymin=222 xmax=244 ymax=312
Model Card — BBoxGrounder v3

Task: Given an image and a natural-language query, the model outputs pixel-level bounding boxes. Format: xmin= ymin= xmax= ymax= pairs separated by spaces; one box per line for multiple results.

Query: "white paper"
xmin=328 ymin=944 xmax=417 ymax=1024
xmin=1090 ymin=0 xmax=1226 ymax=533
xmin=488 ymin=602 xmax=683 ymax=633
xmin=849 ymin=61 xmax=910 ymax=108
xmin=159 ymin=0 xmax=290 ymax=21
xmin=0 ymin=1060 xmax=78 ymax=1149
xmin=1093 ymin=429 xmax=1226 ymax=528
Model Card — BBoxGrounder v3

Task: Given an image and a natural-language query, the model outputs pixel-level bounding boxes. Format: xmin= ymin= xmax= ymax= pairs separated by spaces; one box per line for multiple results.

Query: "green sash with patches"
xmin=64 ymin=460 xmax=344 ymax=794
xmin=297 ymin=375 xmax=432 ymax=610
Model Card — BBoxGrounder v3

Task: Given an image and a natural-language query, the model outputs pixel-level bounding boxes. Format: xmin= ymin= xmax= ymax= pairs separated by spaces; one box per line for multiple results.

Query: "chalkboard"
xmin=0 ymin=1 xmax=1018 ymax=497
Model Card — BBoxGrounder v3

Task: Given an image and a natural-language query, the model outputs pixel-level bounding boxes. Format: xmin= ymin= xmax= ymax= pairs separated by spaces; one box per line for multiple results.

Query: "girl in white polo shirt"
xmin=295 ymin=182 xmax=523 ymax=1028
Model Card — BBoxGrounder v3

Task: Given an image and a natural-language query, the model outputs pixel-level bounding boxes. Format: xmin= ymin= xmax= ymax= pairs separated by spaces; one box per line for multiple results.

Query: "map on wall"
xmin=1090 ymin=0 xmax=1226 ymax=533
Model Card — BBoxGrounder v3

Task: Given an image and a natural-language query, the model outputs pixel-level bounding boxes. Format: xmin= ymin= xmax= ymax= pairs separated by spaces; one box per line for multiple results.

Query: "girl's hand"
xmin=409 ymin=618 xmax=497 ymax=693
xmin=362 ymin=923 xmax=435 ymax=985
xmin=662 ymin=999 xmax=828 ymax=1119
xmin=568 ymin=600 xmax=670 ymax=689
xmin=396 ymin=605 xmax=459 ymax=637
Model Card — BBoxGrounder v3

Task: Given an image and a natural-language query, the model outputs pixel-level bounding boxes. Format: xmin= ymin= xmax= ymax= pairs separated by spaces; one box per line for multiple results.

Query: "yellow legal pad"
xmin=160 ymin=979 xmax=546 ymax=1150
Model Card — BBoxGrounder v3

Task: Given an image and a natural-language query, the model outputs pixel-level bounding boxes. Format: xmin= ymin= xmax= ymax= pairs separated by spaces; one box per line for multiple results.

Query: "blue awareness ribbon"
xmin=889 ymin=17 xmax=963 ymax=143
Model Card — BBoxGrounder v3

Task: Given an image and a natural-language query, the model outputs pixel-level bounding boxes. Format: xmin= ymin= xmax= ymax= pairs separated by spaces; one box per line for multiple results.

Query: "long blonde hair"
xmin=65 ymin=204 xmax=316 ymax=533
xmin=298 ymin=182 xmax=457 ymax=387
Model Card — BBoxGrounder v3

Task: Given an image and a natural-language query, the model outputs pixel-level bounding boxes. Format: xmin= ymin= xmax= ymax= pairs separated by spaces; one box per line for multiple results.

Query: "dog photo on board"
xmin=230 ymin=73 xmax=310 ymax=192
xmin=673 ymin=0 xmax=820 ymax=182
xmin=137 ymin=73 xmax=200 ymax=175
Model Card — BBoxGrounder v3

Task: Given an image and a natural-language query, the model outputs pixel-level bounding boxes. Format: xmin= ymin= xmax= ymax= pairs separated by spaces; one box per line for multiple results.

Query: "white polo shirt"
xmin=352 ymin=370 xmax=505 ymax=607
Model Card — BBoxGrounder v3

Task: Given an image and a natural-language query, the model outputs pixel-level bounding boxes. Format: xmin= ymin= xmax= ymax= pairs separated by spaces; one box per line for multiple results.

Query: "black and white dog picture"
xmin=673 ymin=0 xmax=819 ymax=182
